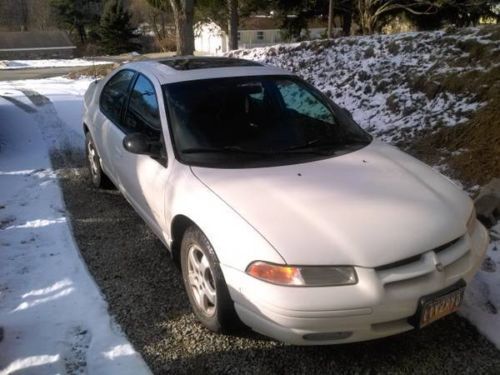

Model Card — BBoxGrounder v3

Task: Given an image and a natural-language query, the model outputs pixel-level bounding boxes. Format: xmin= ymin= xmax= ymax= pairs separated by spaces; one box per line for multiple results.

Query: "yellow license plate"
xmin=420 ymin=287 xmax=465 ymax=328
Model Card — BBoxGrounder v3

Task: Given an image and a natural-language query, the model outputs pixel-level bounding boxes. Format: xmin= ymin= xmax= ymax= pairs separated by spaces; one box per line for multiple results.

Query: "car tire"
xmin=85 ymin=132 xmax=112 ymax=189
xmin=180 ymin=225 xmax=239 ymax=333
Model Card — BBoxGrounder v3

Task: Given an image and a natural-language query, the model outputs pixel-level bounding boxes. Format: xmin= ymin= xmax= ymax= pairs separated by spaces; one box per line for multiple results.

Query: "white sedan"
xmin=82 ymin=57 xmax=489 ymax=345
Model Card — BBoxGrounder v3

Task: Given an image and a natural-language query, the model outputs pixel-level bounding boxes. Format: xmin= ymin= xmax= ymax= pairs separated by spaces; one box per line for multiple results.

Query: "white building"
xmin=195 ymin=17 xmax=329 ymax=55
xmin=194 ymin=22 xmax=227 ymax=55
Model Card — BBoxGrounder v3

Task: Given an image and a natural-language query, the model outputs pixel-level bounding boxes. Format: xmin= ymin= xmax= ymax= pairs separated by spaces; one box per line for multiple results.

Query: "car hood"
xmin=191 ymin=141 xmax=472 ymax=268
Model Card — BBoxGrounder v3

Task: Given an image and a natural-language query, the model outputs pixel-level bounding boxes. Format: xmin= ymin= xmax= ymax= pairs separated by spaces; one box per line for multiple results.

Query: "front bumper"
xmin=222 ymin=221 xmax=489 ymax=345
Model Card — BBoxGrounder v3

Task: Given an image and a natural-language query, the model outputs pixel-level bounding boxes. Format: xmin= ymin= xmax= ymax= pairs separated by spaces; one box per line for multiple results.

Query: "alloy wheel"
xmin=187 ymin=245 xmax=217 ymax=317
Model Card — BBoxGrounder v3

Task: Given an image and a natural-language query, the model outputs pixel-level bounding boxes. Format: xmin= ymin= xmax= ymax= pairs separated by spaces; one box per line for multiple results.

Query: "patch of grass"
xmin=375 ymin=79 xmax=391 ymax=93
xmin=408 ymin=75 xmax=441 ymax=100
xmin=364 ymin=46 xmax=375 ymax=58
xmin=357 ymin=70 xmax=370 ymax=81
xmin=439 ymin=65 xmax=500 ymax=100
xmin=386 ymin=94 xmax=400 ymax=113
xmin=386 ymin=41 xmax=400 ymax=55
xmin=456 ymin=39 xmax=491 ymax=61
xmin=404 ymin=27 xmax=500 ymax=188
xmin=65 ymin=63 xmax=118 ymax=79
xmin=408 ymin=65 xmax=500 ymax=187
xmin=412 ymin=98 xmax=500 ymax=187
xmin=477 ymin=25 xmax=500 ymax=41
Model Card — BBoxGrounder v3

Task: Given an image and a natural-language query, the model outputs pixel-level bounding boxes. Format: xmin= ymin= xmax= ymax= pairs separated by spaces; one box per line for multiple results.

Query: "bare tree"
xmin=171 ymin=0 xmax=195 ymax=54
xmin=27 ymin=0 xmax=55 ymax=30
xmin=147 ymin=0 xmax=194 ymax=55
xmin=227 ymin=0 xmax=238 ymax=50
xmin=355 ymin=0 xmax=438 ymax=34
xmin=130 ymin=0 xmax=176 ymax=51
xmin=0 ymin=0 xmax=30 ymax=31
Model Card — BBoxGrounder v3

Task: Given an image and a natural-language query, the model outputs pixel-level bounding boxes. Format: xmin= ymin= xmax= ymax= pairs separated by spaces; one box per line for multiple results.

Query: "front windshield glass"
xmin=163 ymin=75 xmax=371 ymax=168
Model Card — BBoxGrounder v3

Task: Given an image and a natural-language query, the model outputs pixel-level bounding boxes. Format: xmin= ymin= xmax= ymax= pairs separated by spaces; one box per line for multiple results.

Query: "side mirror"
xmin=123 ymin=133 xmax=159 ymax=156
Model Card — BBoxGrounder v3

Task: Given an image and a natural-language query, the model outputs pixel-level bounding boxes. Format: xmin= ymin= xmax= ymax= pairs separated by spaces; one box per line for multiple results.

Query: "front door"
xmin=107 ymin=73 xmax=171 ymax=238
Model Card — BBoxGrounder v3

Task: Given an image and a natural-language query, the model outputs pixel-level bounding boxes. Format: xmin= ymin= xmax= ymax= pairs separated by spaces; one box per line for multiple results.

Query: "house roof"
xmin=240 ymin=17 xmax=282 ymax=30
xmin=239 ymin=16 xmax=328 ymax=31
xmin=0 ymin=30 xmax=75 ymax=51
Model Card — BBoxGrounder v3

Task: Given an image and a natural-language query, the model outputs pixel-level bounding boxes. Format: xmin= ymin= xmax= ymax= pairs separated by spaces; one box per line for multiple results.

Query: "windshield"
xmin=163 ymin=75 xmax=371 ymax=168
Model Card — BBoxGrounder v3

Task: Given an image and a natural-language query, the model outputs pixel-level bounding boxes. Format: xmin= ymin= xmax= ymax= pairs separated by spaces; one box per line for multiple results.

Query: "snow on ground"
xmin=461 ymin=224 xmax=500 ymax=348
xmin=0 ymin=58 xmax=111 ymax=70
xmin=228 ymin=27 xmax=498 ymax=142
xmin=0 ymin=77 xmax=151 ymax=374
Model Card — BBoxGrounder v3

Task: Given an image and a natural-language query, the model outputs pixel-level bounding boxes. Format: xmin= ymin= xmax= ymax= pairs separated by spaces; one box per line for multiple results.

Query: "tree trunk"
xmin=171 ymin=0 xmax=194 ymax=55
xmin=361 ymin=10 xmax=372 ymax=34
xmin=77 ymin=23 xmax=86 ymax=44
xmin=19 ymin=0 xmax=28 ymax=31
xmin=227 ymin=0 xmax=238 ymax=50
xmin=327 ymin=0 xmax=334 ymax=38
xmin=341 ymin=0 xmax=352 ymax=36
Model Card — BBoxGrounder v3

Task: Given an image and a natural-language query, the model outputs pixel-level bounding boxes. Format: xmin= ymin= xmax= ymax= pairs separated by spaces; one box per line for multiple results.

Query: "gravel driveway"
xmin=55 ymin=162 xmax=500 ymax=375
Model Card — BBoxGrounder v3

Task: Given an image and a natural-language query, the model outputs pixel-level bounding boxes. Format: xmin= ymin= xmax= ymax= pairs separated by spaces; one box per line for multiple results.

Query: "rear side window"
xmin=100 ymin=70 xmax=135 ymax=125
xmin=123 ymin=74 xmax=161 ymax=134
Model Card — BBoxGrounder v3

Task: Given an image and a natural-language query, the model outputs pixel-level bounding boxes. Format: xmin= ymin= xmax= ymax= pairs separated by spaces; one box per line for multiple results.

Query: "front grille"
xmin=434 ymin=237 xmax=461 ymax=254
xmin=375 ymin=236 xmax=467 ymax=287
xmin=375 ymin=253 xmax=423 ymax=272
xmin=374 ymin=237 xmax=462 ymax=272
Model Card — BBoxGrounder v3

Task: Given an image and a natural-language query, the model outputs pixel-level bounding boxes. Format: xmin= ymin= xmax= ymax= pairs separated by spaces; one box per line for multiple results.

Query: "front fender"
xmin=166 ymin=165 xmax=285 ymax=271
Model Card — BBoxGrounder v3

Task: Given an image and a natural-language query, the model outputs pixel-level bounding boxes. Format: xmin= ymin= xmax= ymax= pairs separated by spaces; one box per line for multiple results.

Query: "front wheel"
xmin=180 ymin=226 xmax=239 ymax=333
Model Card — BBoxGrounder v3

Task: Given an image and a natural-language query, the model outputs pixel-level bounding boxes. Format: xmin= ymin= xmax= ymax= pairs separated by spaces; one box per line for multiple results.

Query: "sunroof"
xmin=159 ymin=57 xmax=262 ymax=71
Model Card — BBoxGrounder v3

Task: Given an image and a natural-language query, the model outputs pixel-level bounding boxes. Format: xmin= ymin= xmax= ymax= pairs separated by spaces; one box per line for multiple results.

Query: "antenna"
xmin=90 ymin=45 xmax=97 ymax=80
xmin=93 ymin=47 xmax=97 ymax=80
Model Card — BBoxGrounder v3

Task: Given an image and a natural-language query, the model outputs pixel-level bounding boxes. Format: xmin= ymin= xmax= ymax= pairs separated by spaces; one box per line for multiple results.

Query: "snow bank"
xmin=0 ymin=58 xmax=111 ymax=70
xmin=0 ymin=78 xmax=150 ymax=374
xmin=461 ymin=223 xmax=500 ymax=348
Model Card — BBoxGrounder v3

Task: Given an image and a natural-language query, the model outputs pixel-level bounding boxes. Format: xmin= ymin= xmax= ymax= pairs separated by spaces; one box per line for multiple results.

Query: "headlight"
xmin=467 ymin=207 xmax=477 ymax=235
xmin=246 ymin=261 xmax=358 ymax=287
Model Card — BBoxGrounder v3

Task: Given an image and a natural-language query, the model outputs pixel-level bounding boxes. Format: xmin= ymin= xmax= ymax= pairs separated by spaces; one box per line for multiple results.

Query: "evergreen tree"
xmin=50 ymin=0 xmax=102 ymax=43
xmin=99 ymin=0 xmax=137 ymax=54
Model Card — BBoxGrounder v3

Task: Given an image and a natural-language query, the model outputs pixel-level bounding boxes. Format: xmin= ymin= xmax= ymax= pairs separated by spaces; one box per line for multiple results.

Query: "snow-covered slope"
xmin=227 ymin=27 xmax=498 ymax=142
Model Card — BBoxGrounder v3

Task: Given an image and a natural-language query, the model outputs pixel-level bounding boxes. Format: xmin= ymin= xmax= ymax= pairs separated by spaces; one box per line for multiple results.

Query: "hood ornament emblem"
xmin=435 ymin=262 xmax=444 ymax=272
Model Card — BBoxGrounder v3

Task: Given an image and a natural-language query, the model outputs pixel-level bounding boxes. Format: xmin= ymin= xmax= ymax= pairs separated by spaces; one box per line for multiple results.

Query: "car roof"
xmin=122 ymin=56 xmax=293 ymax=85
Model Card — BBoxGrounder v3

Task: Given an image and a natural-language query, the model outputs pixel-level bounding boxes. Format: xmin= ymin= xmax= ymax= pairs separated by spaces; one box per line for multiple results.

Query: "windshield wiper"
xmin=181 ymin=145 xmax=331 ymax=157
xmin=181 ymin=146 xmax=270 ymax=155
xmin=281 ymin=139 xmax=368 ymax=153
xmin=182 ymin=139 xmax=368 ymax=157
